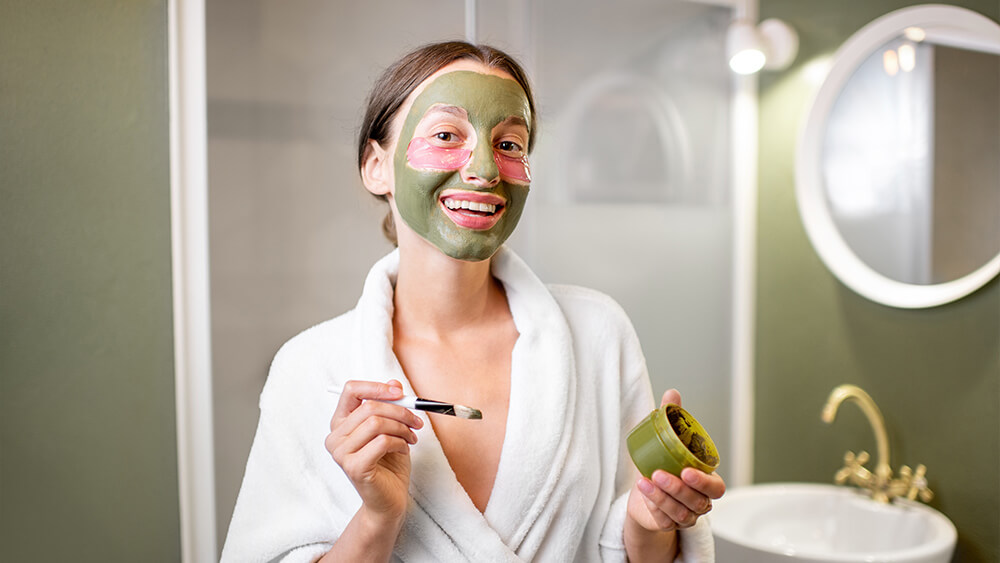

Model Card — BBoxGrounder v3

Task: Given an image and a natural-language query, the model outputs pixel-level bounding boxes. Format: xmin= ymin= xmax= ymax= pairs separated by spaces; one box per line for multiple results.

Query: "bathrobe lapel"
xmin=483 ymin=248 xmax=578 ymax=553
xmin=351 ymin=248 xmax=577 ymax=561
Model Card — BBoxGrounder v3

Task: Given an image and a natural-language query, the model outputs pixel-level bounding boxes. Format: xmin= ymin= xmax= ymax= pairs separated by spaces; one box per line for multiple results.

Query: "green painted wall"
xmin=756 ymin=1 xmax=1000 ymax=561
xmin=0 ymin=1 xmax=181 ymax=560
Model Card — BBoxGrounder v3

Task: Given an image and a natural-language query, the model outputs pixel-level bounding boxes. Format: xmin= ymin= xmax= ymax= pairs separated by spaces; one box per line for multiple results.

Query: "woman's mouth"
xmin=444 ymin=199 xmax=498 ymax=214
xmin=439 ymin=192 xmax=506 ymax=230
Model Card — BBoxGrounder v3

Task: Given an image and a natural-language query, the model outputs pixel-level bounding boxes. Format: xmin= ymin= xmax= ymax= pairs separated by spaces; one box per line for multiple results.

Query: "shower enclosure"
xmin=205 ymin=0 xmax=746 ymax=553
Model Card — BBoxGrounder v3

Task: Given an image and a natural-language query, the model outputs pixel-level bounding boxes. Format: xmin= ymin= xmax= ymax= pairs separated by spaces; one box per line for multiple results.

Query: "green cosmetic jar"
xmin=627 ymin=404 xmax=720 ymax=478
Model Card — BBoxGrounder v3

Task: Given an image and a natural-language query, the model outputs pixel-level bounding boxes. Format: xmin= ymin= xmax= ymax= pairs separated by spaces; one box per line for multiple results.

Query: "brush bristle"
xmin=454 ymin=405 xmax=483 ymax=420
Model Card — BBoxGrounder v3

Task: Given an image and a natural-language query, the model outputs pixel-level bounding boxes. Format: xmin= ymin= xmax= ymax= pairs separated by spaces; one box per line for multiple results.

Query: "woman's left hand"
xmin=625 ymin=389 xmax=726 ymax=535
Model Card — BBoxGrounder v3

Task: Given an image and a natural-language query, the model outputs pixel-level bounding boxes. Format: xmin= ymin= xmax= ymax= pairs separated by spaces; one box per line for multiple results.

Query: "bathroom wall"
xmin=755 ymin=1 xmax=1000 ymax=561
xmin=0 ymin=1 xmax=181 ymax=561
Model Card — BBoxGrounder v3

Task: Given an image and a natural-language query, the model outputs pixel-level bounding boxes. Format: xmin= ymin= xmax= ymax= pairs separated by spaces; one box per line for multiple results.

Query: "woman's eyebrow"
xmin=497 ymin=116 xmax=528 ymax=129
xmin=424 ymin=104 xmax=468 ymax=119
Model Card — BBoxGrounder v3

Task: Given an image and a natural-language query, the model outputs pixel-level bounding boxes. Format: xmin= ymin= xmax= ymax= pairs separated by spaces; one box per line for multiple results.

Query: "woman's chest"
xmin=394 ymin=330 xmax=516 ymax=512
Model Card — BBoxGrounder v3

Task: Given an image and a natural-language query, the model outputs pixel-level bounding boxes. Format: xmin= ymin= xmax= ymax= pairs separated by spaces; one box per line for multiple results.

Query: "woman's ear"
xmin=361 ymin=139 xmax=393 ymax=196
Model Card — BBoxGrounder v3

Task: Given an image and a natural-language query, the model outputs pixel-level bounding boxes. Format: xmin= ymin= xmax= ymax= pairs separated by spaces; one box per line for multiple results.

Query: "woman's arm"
xmin=320 ymin=380 xmax=424 ymax=563
xmin=624 ymin=505 xmax=678 ymax=561
xmin=624 ymin=390 xmax=726 ymax=562
xmin=318 ymin=505 xmax=404 ymax=563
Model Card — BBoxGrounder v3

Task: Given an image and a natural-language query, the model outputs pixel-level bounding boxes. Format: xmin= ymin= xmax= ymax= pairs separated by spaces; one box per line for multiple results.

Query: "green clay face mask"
xmin=393 ymin=70 xmax=532 ymax=262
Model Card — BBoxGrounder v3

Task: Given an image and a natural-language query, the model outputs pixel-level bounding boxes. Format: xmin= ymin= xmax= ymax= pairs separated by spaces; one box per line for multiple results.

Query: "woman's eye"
xmin=496 ymin=140 xmax=523 ymax=153
xmin=434 ymin=132 xmax=457 ymax=143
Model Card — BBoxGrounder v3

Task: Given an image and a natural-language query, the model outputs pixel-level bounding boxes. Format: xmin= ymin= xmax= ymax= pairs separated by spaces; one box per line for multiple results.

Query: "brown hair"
xmin=357 ymin=41 xmax=537 ymax=245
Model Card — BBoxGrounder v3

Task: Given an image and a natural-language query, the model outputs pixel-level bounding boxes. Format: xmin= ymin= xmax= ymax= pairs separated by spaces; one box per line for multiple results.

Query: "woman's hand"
xmin=624 ymin=389 xmax=726 ymax=561
xmin=325 ymin=379 xmax=424 ymax=526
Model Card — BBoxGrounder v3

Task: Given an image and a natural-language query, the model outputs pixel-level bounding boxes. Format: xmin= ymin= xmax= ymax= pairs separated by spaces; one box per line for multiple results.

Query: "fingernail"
xmin=652 ymin=470 xmax=671 ymax=488
xmin=682 ymin=468 xmax=699 ymax=485
xmin=638 ymin=479 xmax=655 ymax=495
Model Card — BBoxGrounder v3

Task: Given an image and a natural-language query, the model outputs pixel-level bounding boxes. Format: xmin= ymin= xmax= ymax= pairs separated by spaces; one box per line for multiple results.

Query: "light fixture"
xmin=727 ymin=18 xmax=799 ymax=75
xmin=903 ymin=26 xmax=926 ymax=42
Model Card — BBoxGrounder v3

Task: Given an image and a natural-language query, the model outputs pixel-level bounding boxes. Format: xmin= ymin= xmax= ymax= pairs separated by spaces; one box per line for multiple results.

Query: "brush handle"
xmin=409 ymin=399 xmax=460 ymax=417
xmin=379 ymin=395 xmax=418 ymax=409
xmin=326 ymin=386 xmax=459 ymax=416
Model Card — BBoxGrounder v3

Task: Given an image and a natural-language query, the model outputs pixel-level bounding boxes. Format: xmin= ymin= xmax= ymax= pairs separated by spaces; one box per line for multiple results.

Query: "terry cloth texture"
xmin=221 ymin=246 xmax=714 ymax=562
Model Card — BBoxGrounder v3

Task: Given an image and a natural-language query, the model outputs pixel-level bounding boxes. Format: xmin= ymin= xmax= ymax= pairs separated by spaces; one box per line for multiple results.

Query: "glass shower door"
xmin=481 ymin=0 xmax=736 ymax=480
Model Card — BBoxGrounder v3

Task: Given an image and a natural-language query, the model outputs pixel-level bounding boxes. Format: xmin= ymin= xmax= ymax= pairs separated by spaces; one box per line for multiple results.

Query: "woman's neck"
xmin=392 ymin=233 xmax=506 ymax=340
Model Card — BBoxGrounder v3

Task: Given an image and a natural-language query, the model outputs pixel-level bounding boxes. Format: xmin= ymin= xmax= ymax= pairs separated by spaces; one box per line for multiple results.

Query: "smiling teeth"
xmin=444 ymin=199 xmax=497 ymax=213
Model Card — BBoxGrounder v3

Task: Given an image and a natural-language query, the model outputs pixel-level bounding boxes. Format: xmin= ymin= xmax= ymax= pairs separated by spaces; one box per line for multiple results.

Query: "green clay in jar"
xmin=627 ymin=404 xmax=720 ymax=478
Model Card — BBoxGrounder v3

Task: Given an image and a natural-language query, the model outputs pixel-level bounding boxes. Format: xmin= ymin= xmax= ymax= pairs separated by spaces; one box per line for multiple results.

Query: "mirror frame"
xmin=796 ymin=4 xmax=1000 ymax=308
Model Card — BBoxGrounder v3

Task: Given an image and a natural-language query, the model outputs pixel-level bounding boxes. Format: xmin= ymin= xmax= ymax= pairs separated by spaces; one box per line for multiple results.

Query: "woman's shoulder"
xmin=545 ymin=283 xmax=635 ymax=334
xmin=256 ymin=309 xmax=361 ymax=408
xmin=547 ymin=283 xmax=628 ymax=314
xmin=544 ymin=283 xmax=648 ymax=393
xmin=269 ymin=309 xmax=359 ymax=375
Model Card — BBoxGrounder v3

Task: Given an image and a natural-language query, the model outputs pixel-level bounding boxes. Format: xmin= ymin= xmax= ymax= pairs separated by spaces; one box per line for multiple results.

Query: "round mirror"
xmin=797 ymin=5 xmax=1000 ymax=308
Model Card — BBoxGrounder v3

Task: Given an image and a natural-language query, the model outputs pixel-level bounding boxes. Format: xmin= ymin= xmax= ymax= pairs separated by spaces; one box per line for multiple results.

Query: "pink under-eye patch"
xmin=494 ymin=152 xmax=531 ymax=183
xmin=406 ymin=137 xmax=531 ymax=183
xmin=406 ymin=137 xmax=471 ymax=170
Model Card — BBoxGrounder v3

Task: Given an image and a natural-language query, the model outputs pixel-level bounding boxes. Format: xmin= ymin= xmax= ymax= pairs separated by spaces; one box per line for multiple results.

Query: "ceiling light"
xmin=727 ymin=18 xmax=799 ymax=75
xmin=903 ymin=27 xmax=926 ymax=42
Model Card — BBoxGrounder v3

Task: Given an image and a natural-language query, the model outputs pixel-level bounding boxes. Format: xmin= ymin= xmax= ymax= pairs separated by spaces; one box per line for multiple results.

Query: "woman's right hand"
xmin=325 ymin=379 xmax=423 ymax=525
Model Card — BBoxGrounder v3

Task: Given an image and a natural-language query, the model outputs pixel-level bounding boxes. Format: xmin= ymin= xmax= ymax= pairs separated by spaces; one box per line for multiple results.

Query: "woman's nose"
xmin=461 ymin=141 xmax=500 ymax=187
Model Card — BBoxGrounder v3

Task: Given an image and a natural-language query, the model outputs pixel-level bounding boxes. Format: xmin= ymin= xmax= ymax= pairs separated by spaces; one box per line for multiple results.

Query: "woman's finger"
xmin=335 ymin=413 xmax=419 ymax=458
xmin=331 ymin=379 xmax=406 ymax=424
xmin=650 ymin=470 xmax=712 ymax=515
xmin=637 ymin=476 xmax=698 ymax=529
xmin=637 ymin=480 xmax=677 ymax=531
xmin=339 ymin=434 xmax=412 ymax=480
xmin=333 ymin=396 xmax=423 ymax=438
xmin=680 ymin=467 xmax=726 ymax=500
xmin=660 ymin=388 xmax=681 ymax=407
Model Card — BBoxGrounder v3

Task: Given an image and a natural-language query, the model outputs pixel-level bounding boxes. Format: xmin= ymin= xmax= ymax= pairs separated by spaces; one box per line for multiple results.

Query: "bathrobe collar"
xmin=352 ymin=246 xmax=578 ymax=561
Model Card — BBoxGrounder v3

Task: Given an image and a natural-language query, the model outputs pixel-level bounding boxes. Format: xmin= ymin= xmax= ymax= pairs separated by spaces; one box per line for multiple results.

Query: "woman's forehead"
xmin=426 ymin=59 xmax=515 ymax=82
xmin=407 ymin=69 xmax=531 ymax=125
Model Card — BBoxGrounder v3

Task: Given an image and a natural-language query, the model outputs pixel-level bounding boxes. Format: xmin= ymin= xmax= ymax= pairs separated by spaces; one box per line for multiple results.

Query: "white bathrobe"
xmin=221 ymin=246 xmax=714 ymax=562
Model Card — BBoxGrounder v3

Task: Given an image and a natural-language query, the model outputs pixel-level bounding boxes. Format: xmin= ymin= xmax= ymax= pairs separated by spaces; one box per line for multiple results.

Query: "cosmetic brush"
xmin=326 ymin=385 xmax=483 ymax=420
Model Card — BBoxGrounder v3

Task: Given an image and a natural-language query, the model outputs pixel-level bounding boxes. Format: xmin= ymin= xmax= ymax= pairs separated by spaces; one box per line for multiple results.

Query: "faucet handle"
xmin=906 ymin=464 xmax=934 ymax=502
xmin=851 ymin=451 xmax=870 ymax=466
xmin=834 ymin=466 xmax=851 ymax=485
xmin=835 ymin=450 xmax=871 ymax=486
xmin=834 ymin=451 xmax=857 ymax=484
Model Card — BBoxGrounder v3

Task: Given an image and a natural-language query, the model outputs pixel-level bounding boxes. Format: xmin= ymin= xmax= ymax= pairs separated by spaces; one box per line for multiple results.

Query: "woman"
xmin=222 ymin=41 xmax=725 ymax=562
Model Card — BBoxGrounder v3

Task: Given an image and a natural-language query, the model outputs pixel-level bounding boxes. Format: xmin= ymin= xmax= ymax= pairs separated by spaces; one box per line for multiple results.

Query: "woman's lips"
xmin=439 ymin=191 xmax=506 ymax=230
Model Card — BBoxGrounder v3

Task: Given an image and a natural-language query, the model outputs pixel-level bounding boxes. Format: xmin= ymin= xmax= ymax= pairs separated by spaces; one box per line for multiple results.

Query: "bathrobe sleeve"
xmin=220 ymin=317 xmax=362 ymax=563
xmin=584 ymin=289 xmax=715 ymax=563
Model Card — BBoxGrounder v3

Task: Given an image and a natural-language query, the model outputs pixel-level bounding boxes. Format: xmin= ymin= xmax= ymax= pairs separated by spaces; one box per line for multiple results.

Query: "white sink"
xmin=710 ymin=483 xmax=956 ymax=563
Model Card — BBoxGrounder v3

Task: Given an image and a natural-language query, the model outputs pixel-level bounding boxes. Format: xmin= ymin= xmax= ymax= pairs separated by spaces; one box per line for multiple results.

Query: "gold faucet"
xmin=821 ymin=384 xmax=933 ymax=504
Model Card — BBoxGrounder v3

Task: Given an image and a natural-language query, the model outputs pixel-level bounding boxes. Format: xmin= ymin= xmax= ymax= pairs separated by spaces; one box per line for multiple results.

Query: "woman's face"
xmin=389 ymin=63 xmax=532 ymax=262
